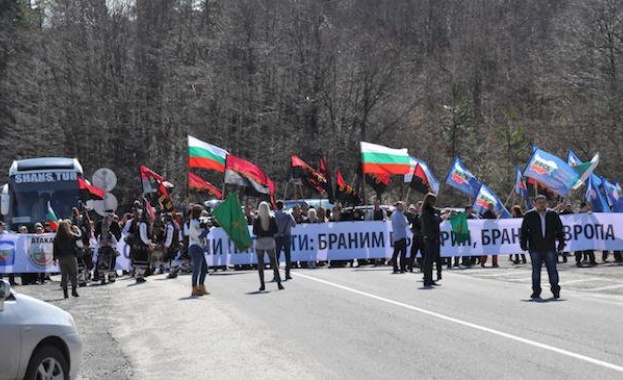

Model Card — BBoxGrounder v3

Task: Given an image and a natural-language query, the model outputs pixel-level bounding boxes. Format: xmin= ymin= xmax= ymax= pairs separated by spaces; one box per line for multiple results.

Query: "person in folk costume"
xmin=70 ymin=206 xmax=93 ymax=286
xmin=129 ymin=205 xmax=155 ymax=284
xmin=169 ymin=210 xmax=192 ymax=278
xmin=161 ymin=212 xmax=181 ymax=278
xmin=95 ymin=209 xmax=122 ymax=284
xmin=150 ymin=209 xmax=167 ymax=275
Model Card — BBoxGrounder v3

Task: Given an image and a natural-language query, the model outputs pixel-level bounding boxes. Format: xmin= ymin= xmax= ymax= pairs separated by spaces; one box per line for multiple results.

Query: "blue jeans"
xmin=189 ymin=245 xmax=207 ymax=287
xmin=275 ymin=236 xmax=292 ymax=277
xmin=529 ymin=250 xmax=560 ymax=294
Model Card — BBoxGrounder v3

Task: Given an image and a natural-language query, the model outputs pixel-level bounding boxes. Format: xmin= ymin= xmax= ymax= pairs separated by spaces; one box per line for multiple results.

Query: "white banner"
xmin=2 ymin=213 xmax=622 ymax=272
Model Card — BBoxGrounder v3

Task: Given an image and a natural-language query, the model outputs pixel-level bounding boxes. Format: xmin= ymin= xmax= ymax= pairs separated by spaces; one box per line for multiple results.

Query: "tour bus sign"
xmin=14 ymin=172 xmax=78 ymax=184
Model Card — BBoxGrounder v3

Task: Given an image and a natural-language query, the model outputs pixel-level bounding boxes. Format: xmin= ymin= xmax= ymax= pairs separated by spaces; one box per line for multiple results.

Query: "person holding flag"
xmin=391 ymin=201 xmax=409 ymax=274
xmin=420 ymin=193 xmax=442 ymax=287
xmin=188 ymin=205 xmax=210 ymax=296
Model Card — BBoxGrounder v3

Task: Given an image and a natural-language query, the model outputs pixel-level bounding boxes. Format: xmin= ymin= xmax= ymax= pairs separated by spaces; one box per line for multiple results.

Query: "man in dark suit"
xmin=520 ymin=195 xmax=565 ymax=299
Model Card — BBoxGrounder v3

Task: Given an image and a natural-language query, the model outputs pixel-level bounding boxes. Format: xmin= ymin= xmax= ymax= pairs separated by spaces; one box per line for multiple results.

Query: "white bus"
xmin=1 ymin=157 xmax=84 ymax=231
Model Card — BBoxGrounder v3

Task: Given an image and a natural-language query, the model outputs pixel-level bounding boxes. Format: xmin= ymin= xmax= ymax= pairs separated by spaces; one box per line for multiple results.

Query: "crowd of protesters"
xmin=2 ymin=193 xmax=622 ymax=298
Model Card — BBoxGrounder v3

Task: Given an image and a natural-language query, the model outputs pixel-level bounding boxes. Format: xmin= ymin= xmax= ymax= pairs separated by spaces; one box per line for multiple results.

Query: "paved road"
xmin=14 ymin=258 xmax=623 ymax=380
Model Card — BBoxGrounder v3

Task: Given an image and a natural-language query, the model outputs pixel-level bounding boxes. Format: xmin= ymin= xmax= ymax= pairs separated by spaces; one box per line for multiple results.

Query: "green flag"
xmin=450 ymin=212 xmax=470 ymax=244
xmin=212 ymin=194 xmax=253 ymax=251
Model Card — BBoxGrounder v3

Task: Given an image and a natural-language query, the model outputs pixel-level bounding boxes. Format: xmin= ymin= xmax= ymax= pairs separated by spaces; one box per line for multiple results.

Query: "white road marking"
xmin=505 ymin=277 xmax=533 ymax=282
xmin=296 ymin=272 xmax=623 ymax=374
xmin=559 ymin=278 xmax=601 ymax=285
xmin=476 ymin=271 xmax=528 ymax=277
xmin=586 ymin=283 xmax=623 ymax=292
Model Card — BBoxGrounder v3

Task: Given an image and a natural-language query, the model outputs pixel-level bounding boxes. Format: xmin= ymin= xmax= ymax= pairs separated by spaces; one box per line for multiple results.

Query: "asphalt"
xmin=13 ymin=257 xmax=623 ymax=380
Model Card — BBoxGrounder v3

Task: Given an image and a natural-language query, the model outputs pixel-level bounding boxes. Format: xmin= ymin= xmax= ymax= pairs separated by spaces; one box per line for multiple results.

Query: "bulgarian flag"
xmin=46 ymin=201 xmax=59 ymax=232
xmin=188 ymin=135 xmax=229 ymax=172
xmin=360 ymin=142 xmax=411 ymax=175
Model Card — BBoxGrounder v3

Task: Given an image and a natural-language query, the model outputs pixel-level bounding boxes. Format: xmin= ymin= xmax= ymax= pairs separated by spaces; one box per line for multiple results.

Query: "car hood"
xmin=12 ymin=292 xmax=77 ymax=330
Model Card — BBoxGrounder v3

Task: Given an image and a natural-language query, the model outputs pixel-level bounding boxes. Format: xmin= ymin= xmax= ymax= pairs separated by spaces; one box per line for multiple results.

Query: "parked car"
xmin=0 ymin=280 xmax=82 ymax=380
xmin=283 ymin=199 xmax=334 ymax=211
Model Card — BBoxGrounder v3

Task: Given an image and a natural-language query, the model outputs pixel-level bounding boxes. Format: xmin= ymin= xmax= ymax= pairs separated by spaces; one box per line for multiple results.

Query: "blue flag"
xmin=523 ymin=148 xmax=580 ymax=196
xmin=586 ymin=176 xmax=609 ymax=213
xmin=445 ymin=157 xmax=481 ymax=198
xmin=514 ymin=165 xmax=532 ymax=210
xmin=473 ymin=184 xmax=512 ymax=218
xmin=567 ymin=150 xmax=583 ymax=168
xmin=603 ymin=179 xmax=623 ymax=212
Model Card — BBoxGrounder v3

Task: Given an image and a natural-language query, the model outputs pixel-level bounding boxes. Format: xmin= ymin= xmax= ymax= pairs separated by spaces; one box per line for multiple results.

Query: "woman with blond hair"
xmin=253 ymin=202 xmax=284 ymax=291
xmin=53 ymin=220 xmax=82 ymax=299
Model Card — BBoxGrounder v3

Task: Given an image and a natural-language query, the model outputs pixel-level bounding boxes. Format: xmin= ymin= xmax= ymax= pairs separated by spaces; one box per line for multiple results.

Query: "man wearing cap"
xmin=391 ymin=201 xmax=409 ymax=273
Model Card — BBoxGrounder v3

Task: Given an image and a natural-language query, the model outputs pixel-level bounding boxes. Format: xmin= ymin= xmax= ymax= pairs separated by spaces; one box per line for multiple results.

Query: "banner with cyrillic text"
xmin=202 ymin=213 xmax=623 ymax=265
xmin=2 ymin=213 xmax=622 ymax=272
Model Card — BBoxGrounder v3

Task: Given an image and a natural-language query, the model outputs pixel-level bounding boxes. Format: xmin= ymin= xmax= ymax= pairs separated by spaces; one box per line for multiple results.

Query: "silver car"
xmin=0 ymin=280 xmax=82 ymax=380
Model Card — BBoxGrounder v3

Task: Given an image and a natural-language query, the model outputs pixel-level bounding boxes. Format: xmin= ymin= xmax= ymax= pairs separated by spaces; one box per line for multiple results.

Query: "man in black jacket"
xmin=520 ymin=195 xmax=565 ymax=299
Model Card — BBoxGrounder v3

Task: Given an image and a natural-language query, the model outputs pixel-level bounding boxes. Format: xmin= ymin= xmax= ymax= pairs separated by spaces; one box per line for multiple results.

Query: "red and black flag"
xmin=224 ymin=154 xmax=275 ymax=206
xmin=290 ymin=153 xmax=326 ymax=194
xmin=318 ymin=156 xmax=335 ymax=203
xmin=357 ymin=162 xmax=390 ymax=198
xmin=409 ymin=164 xmax=430 ymax=194
xmin=188 ymin=172 xmax=222 ymax=199
xmin=336 ymin=169 xmax=362 ymax=205
xmin=77 ymin=177 xmax=105 ymax=201
xmin=139 ymin=165 xmax=175 ymax=212
xmin=367 ymin=172 xmax=391 ymax=198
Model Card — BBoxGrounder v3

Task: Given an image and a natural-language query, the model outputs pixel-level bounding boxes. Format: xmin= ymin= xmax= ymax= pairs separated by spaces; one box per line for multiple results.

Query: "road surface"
xmin=14 ymin=259 xmax=623 ymax=379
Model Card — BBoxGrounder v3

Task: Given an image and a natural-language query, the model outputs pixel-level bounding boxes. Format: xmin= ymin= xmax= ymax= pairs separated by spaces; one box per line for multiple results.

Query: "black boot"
xmin=63 ymin=287 xmax=68 ymax=299
xmin=259 ymin=271 xmax=265 ymax=291
xmin=71 ymin=288 xmax=79 ymax=297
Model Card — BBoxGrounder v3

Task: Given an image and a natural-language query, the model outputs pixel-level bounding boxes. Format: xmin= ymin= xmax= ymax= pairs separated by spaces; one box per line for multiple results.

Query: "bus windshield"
xmin=9 ymin=177 xmax=80 ymax=225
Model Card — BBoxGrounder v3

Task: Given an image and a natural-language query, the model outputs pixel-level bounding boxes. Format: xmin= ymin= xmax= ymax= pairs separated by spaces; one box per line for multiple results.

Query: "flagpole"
xmin=400 ymin=179 xmax=405 ymax=204
xmin=502 ymin=188 xmax=514 ymax=208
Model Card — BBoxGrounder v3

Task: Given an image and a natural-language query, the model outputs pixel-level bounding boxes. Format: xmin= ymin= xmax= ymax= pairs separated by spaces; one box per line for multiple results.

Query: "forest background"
xmin=1 ymin=0 xmax=622 ymax=207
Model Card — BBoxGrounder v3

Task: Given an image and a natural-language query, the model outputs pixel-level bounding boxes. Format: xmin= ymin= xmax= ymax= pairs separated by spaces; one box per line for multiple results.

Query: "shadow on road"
xmin=178 ymin=296 xmax=203 ymax=301
xmin=521 ymin=298 xmax=566 ymax=303
xmin=245 ymin=290 xmax=269 ymax=295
